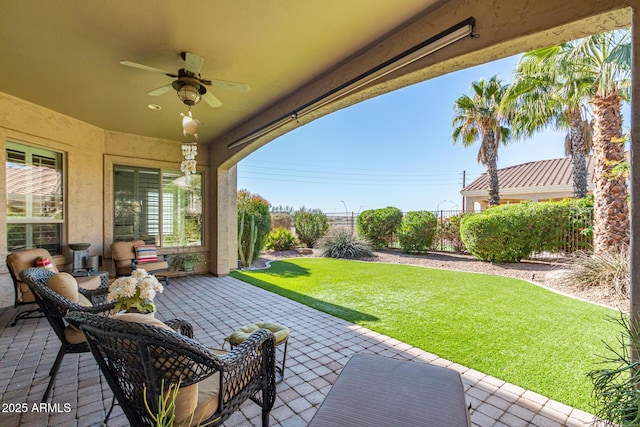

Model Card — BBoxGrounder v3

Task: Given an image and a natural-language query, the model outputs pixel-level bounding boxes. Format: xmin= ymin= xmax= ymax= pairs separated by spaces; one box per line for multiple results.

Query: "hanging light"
xmin=181 ymin=142 xmax=197 ymax=182
xmin=176 ymin=84 xmax=202 ymax=106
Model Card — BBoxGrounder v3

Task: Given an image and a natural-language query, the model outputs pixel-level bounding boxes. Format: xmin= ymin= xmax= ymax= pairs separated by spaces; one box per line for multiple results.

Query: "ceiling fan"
xmin=120 ymin=52 xmax=250 ymax=108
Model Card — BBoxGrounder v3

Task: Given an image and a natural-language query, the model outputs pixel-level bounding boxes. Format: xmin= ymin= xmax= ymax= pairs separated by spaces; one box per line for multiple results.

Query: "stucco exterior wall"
xmin=0 ymin=92 xmax=210 ymax=308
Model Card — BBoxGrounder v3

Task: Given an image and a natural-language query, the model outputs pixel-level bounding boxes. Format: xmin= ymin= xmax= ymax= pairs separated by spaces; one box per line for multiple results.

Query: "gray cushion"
xmin=308 ymin=354 xmax=471 ymax=427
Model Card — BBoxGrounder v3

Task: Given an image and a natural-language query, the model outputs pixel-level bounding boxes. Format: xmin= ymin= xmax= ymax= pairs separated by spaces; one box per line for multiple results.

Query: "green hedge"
xmin=398 ymin=211 xmax=437 ymax=253
xmin=357 ymin=207 xmax=403 ymax=249
xmin=460 ymin=200 xmax=593 ymax=263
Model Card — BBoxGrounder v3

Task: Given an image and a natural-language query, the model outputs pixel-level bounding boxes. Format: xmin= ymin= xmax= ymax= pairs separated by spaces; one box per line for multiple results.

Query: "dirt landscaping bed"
xmin=256 ymin=249 xmax=628 ymax=311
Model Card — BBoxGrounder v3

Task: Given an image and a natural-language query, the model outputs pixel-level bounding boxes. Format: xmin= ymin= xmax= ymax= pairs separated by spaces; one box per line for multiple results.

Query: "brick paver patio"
xmin=0 ymin=274 xmax=596 ymax=426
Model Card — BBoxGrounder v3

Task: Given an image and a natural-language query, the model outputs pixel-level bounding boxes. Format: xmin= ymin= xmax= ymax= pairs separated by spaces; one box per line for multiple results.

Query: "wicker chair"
xmin=65 ymin=311 xmax=277 ymax=427
xmin=110 ymin=240 xmax=170 ymax=285
xmin=7 ymin=248 xmax=109 ymax=326
xmin=19 ymin=267 xmax=117 ymax=402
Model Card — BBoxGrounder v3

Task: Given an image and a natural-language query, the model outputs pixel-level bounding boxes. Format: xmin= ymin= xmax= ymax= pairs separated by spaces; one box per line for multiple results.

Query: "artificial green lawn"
xmin=230 ymin=258 xmax=621 ymax=412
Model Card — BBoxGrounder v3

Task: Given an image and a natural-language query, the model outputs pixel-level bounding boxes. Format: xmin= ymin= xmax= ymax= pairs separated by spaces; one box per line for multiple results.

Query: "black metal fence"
xmin=323 ymin=209 xmax=594 ymax=259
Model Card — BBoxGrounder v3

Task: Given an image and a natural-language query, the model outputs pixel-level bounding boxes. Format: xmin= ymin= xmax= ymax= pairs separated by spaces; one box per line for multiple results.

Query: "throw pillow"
xmin=35 ymin=256 xmax=56 ymax=272
xmin=134 ymin=244 xmax=158 ymax=263
xmin=48 ymin=272 xmax=80 ymax=303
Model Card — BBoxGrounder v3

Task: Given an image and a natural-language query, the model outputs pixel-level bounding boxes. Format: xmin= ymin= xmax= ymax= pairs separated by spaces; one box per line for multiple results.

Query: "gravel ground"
xmin=255 ymin=249 xmax=628 ymax=311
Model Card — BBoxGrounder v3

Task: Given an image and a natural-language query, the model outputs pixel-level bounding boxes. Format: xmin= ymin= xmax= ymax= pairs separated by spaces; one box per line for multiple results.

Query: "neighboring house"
xmin=461 ymin=157 xmax=595 ymax=211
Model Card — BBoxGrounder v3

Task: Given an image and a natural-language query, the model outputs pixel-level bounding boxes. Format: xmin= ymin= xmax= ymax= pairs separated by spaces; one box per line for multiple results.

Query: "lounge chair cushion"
xmin=135 ymin=260 xmax=169 ymax=273
xmin=8 ymin=248 xmax=60 ymax=303
xmin=64 ymin=326 xmax=88 ymax=344
xmin=76 ymin=275 xmax=103 ymax=291
xmin=111 ymin=239 xmax=145 ymax=272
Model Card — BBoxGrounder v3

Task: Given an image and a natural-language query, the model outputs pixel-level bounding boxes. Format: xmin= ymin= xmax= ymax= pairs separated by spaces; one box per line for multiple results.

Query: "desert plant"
xmin=293 ymin=207 xmax=329 ymax=247
xmin=144 ymin=379 xmax=216 ymax=427
xmin=318 ymin=228 xmax=373 ymax=259
xmin=237 ymin=190 xmax=271 ymax=267
xmin=589 ymin=314 xmax=640 ymax=426
xmin=356 ymin=207 xmax=403 ymax=249
xmin=398 ymin=211 xmax=437 ymax=253
xmin=266 ymin=228 xmax=298 ymax=251
xmin=559 ymin=250 xmax=629 ymax=298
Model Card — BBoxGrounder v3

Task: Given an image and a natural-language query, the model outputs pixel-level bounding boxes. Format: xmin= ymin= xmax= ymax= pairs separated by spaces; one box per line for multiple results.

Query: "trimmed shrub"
xmin=265 ymin=228 xmax=298 ymax=251
xmin=237 ymin=189 xmax=271 ymax=267
xmin=460 ymin=200 xmax=594 ymax=263
xmin=293 ymin=207 xmax=329 ymax=248
xmin=356 ymin=207 xmax=403 ymax=249
xmin=318 ymin=228 xmax=373 ymax=259
xmin=398 ymin=211 xmax=437 ymax=253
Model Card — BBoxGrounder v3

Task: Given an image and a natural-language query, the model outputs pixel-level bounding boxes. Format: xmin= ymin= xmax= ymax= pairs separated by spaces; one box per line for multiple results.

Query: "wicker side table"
xmin=70 ymin=270 xmax=110 ymax=299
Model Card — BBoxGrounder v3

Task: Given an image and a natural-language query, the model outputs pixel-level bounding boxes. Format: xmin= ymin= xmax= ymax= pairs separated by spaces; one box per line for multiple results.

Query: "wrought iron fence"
xmin=323 ymin=208 xmax=594 ymax=259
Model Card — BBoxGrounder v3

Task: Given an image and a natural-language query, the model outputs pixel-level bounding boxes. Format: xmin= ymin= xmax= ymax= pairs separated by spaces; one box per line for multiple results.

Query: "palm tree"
xmin=505 ymin=45 xmax=593 ymax=198
xmin=452 ymin=76 xmax=511 ymax=207
xmin=568 ymin=29 xmax=631 ymax=254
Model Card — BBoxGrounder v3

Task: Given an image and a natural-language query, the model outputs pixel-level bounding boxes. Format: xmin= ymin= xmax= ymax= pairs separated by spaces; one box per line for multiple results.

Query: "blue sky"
xmin=237 ymin=54 xmax=627 ymax=214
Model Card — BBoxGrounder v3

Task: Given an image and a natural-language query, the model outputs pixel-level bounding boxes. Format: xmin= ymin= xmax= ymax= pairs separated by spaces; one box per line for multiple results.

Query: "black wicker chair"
xmin=19 ymin=267 xmax=117 ymax=402
xmin=65 ymin=311 xmax=277 ymax=427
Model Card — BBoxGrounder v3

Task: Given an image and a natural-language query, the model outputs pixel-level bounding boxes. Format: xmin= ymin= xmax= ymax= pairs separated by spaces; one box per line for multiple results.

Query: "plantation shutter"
xmin=113 ymin=166 xmax=160 ymax=242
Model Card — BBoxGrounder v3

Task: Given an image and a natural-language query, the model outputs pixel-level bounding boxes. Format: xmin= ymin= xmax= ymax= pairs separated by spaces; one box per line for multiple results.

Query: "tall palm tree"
xmin=505 ymin=45 xmax=593 ymax=198
xmin=452 ymin=76 xmax=511 ymax=207
xmin=568 ymin=29 xmax=631 ymax=254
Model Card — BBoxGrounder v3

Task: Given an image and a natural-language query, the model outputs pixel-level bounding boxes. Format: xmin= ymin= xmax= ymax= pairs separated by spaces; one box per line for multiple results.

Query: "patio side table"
xmin=226 ymin=322 xmax=290 ymax=383
xmin=70 ymin=270 xmax=110 ymax=299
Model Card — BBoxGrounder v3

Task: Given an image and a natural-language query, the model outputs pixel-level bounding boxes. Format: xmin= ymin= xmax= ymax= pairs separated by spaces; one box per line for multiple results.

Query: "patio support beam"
xmin=208 ymin=165 xmax=238 ymax=276
xmin=630 ymin=10 xmax=640 ymax=355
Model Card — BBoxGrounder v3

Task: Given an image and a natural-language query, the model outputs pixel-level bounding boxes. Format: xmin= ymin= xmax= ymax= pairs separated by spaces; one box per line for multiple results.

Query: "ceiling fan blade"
xmin=183 ymin=52 xmax=204 ymax=75
xmin=202 ymin=91 xmax=222 ymax=108
xmin=203 ymin=78 xmax=251 ymax=93
xmin=120 ymin=61 xmax=178 ymax=78
xmin=147 ymin=84 xmax=174 ymax=96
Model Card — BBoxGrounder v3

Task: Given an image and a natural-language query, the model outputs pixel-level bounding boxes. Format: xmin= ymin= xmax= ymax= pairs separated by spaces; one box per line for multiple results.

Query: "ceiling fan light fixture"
xmin=176 ymin=84 xmax=202 ymax=106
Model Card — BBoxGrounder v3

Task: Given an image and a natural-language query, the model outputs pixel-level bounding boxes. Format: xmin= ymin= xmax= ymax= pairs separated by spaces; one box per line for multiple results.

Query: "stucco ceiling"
xmin=0 ymin=0 xmax=439 ymax=144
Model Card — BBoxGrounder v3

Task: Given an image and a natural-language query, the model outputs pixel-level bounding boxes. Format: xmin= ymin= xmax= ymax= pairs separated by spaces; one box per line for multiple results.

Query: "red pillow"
xmin=35 ymin=256 xmax=55 ymax=272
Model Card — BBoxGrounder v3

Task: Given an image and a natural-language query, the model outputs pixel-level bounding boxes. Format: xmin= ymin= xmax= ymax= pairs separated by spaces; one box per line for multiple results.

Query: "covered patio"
xmin=0 ymin=1 xmax=639 ymax=426
xmin=0 ymin=275 xmax=593 ymax=426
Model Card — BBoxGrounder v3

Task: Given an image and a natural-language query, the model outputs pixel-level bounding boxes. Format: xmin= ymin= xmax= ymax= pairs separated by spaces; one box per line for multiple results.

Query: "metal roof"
xmin=462 ymin=156 xmax=595 ymax=192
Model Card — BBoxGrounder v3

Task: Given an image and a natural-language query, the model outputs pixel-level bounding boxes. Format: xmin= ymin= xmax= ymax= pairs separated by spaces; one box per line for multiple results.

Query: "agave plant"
xmin=318 ymin=228 xmax=373 ymax=259
xmin=589 ymin=314 xmax=640 ymax=426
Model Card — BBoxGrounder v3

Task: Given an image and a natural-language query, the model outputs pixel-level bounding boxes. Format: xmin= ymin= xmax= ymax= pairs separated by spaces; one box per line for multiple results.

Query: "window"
xmin=162 ymin=171 xmax=202 ymax=246
xmin=113 ymin=166 xmax=202 ymax=246
xmin=6 ymin=141 xmax=64 ymax=254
